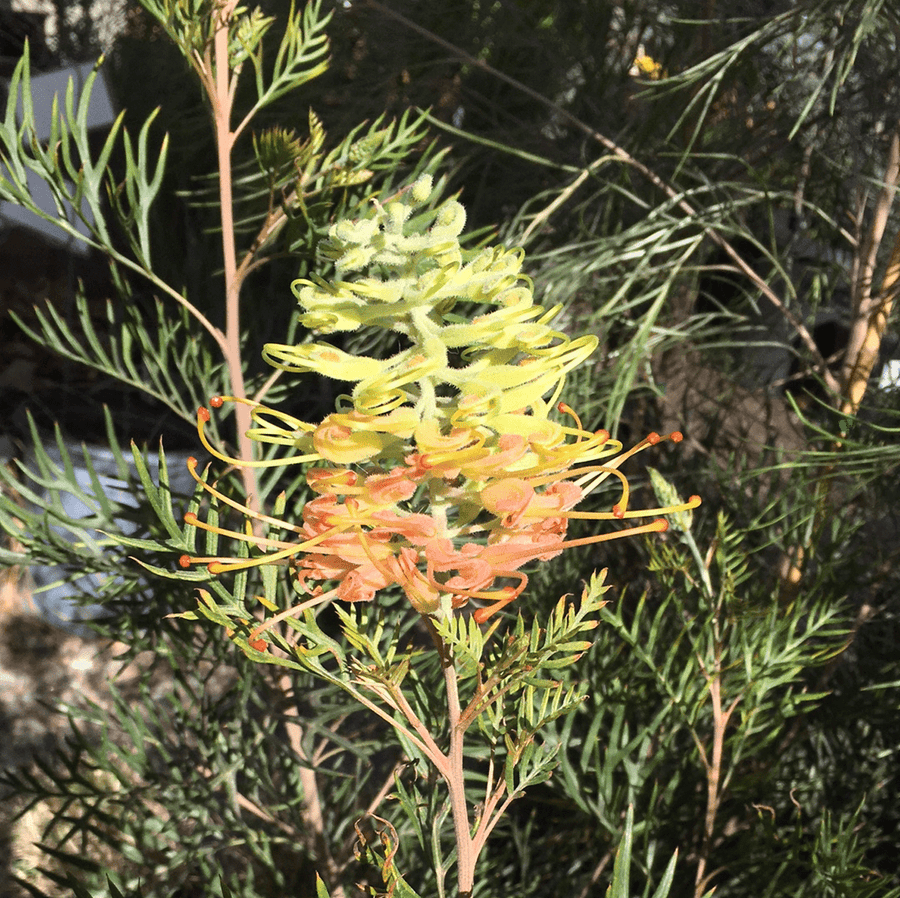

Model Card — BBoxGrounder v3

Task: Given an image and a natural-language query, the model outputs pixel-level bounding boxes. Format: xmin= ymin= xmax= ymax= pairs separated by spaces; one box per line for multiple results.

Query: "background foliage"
xmin=1 ymin=0 xmax=899 ymax=896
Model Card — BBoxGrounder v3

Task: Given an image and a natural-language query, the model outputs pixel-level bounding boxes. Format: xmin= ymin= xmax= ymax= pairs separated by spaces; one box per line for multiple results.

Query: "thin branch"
xmin=457 ymin=649 xmax=528 ymax=733
xmin=574 ymin=847 xmax=615 ymax=898
xmin=381 ymin=678 xmax=452 ymax=778
xmin=104 ymin=245 xmax=232 ymax=360
xmin=278 ymin=671 xmax=348 ymax=898
xmin=693 ymin=649 xmax=739 ymax=898
xmin=471 ymin=782 xmax=515 ymax=859
xmin=840 ymin=126 xmax=900 ymax=415
xmin=520 ymin=155 xmax=614 ymax=244
xmin=366 ymin=762 xmax=406 ymax=817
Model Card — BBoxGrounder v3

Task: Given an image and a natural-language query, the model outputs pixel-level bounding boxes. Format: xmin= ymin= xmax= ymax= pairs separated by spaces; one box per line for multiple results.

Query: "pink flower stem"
xmin=210 ymin=0 xmax=258 ymax=505
xmin=424 ymin=619 xmax=477 ymax=898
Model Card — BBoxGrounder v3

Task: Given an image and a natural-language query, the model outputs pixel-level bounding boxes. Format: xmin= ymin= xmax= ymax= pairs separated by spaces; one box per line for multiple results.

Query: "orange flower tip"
xmin=198 ymin=406 xmax=211 ymax=423
xmin=690 ymin=494 xmax=701 ymax=505
xmin=187 ymin=456 xmax=198 ymax=468
xmin=249 ymin=638 xmax=268 ymax=652
xmin=646 ymin=432 xmax=661 ymax=445
xmin=208 ymin=562 xmax=223 ymax=574
xmin=654 ymin=518 xmax=669 ymax=532
xmin=670 ymin=431 xmax=684 ymax=443
xmin=596 ymin=429 xmax=610 ymax=442
xmin=557 ymin=402 xmax=570 ymax=413
xmin=612 ymin=504 xmax=625 ymax=519
xmin=178 ymin=554 xmax=193 ymax=568
xmin=210 ymin=395 xmax=224 ymax=408
xmin=184 ymin=511 xmax=198 ymax=524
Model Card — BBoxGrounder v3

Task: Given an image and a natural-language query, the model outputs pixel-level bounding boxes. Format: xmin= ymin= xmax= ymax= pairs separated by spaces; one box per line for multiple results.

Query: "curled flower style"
xmin=179 ymin=175 xmax=700 ymax=636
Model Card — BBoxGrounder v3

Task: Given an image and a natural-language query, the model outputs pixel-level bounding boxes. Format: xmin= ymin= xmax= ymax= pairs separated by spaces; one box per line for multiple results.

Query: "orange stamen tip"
xmin=670 ymin=431 xmax=684 ymax=443
xmin=178 ymin=554 xmax=192 ymax=568
xmin=249 ymin=638 xmax=267 ymax=652
xmin=473 ymin=607 xmax=494 ymax=624
xmin=596 ymin=429 xmax=610 ymax=441
xmin=184 ymin=511 xmax=198 ymax=523
xmin=557 ymin=402 xmax=570 ymax=413
xmin=187 ymin=456 xmax=198 ymax=468
xmin=654 ymin=518 xmax=669 ymax=532
xmin=690 ymin=495 xmax=701 ymax=505
xmin=647 ymin=432 xmax=661 ymax=445
xmin=198 ymin=407 xmax=210 ymax=423
xmin=210 ymin=395 xmax=224 ymax=408
xmin=612 ymin=504 xmax=625 ymax=519
xmin=208 ymin=562 xmax=222 ymax=574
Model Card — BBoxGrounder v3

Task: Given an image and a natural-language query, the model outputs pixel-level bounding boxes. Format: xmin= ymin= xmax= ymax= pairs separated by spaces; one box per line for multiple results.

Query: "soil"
xmin=0 ymin=570 xmax=141 ymax=896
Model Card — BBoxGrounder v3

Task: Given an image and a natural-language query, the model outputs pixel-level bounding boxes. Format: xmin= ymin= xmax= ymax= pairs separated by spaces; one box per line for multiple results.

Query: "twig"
xmin=278 ymin=671 xmax=349 ymax=898
xmin=520 ymin=155 xmax=613 ymax=244
xmin=693 ymin=643 xmax=740 ymax=898
xmin=839 ymin=128 xmax=900 ymax=416
xmin=574 ymin=847 xmax=615 ymax=898
xmin=366 ymin=762 xmax=406 ymax=817
xmin=197 ymin=761 xmax=308 ymax=843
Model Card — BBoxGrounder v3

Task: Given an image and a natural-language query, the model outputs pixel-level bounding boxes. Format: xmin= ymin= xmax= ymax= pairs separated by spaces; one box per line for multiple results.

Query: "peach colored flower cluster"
xmin=183 ymin=400 xmax=695 ymax=626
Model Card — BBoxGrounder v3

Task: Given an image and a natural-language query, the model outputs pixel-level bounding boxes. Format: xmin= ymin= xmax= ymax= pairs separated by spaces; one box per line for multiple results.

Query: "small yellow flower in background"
xmin=180 ymin=175 xmax=699 ymax=637
xmin=632 ymin=53 xmax=664 ymax=80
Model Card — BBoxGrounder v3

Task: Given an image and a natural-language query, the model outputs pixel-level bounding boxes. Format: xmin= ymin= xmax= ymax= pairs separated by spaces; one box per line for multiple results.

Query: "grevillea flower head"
xmin=181 ymin=175 xmax=700 ymax=638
